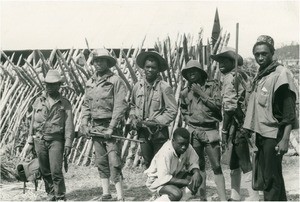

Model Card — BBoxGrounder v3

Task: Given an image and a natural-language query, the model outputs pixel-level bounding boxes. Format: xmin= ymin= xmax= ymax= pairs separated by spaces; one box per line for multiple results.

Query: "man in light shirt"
xmin=145 ymin=128 xmax=202 ymax=201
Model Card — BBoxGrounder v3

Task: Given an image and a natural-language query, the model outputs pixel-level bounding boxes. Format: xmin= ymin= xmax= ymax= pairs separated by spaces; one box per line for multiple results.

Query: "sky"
xmin=0 ymin=0 xmax=299 ymax=58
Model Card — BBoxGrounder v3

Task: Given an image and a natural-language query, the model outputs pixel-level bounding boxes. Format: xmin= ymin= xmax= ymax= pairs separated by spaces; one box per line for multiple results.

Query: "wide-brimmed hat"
xmin=210 ymin=46 xmax=243 ymax=66
xmin=181 ymin=60 xmax=207 ymax=80
xmin=44 ymin=69 xmax=64 ymax=83
xmin=91 ymin=49 xmax=116 ymax=68
xmin=136 ymin=51 xmax=168 ymax=72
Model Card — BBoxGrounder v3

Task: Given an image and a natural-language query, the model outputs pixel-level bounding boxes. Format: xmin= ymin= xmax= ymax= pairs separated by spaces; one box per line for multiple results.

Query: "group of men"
xmin=26 ymin=34 xmax=298 ymax=201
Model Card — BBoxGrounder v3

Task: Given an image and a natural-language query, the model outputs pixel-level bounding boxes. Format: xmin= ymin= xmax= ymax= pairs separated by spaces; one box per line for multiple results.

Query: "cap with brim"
xmin=136 ymin=51 xmax=168 ymax=72
xmin=44 ymin=69 xmax=64 ymax=83
xmin=210 ymin=46 xmax=243 ymax=66
xmin=91 ymin=49 xmax=116 ymax=68
xmin=181 ymin=60 xmax=207 ymax=80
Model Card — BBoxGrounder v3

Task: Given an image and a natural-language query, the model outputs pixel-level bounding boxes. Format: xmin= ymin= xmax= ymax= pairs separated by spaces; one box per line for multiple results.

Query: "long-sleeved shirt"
xmin=129 ymin=78 xmax=177 ymax=125
xmin=221 ymin=71 xmax=248 ymax=112
xmin=144 ymin=140 xmax=199 ymax=192
xmin=81 ymin=71 xmax=128 ymax=129
xmin=28 ymin=92 xmax=74 ymax=147
xmin=180 ymin=80 xmax=222 ymax=127
xmin=221 ymin=71 xmax=250 ymax=130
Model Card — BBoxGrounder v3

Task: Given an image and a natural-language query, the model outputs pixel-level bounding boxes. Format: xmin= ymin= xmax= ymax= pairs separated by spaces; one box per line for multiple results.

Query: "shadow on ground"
xmin=124 ymin=185 xmax=152 ymax=201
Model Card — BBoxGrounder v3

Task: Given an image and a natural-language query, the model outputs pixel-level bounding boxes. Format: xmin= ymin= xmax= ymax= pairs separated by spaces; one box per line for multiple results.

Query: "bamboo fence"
xmin=4 ymin=30 xmax=278 ymax=168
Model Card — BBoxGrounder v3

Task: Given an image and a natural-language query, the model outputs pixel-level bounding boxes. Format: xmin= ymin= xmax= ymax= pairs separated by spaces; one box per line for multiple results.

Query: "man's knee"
xmin=160 ymin=185 xmax=183 ymax=201
xmin=230 ymin=168 xmax=241 ymax=177
xmin=96 ymin=155 xmax=108 ymax=167
xmin=167 ymin=189 xmax=182 ymax=201
xmin=168 ymin=189 xmax=182 ymax=201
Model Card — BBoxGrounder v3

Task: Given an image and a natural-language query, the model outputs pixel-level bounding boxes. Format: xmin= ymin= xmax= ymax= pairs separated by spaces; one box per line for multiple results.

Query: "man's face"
xmin=253 ymin=44 xmax=273 ymax=69
xmin=172 ymin=135 xmax=189 ymax=155
xmin=93 ymin=58 xmax=110 ymax=73
xmin=186 ymin=68 xmax=203 ymax=83
xmin=45 ymin=82 xmax=60 ymax=95
xmin=144 ymin=60 xmax=159 ymax=82
xmin=218 ymin=57 xmax=234 ymax=74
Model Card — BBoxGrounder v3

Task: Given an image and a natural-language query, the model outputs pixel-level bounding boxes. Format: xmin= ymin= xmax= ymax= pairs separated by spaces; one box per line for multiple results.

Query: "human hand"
xmin=191 ymin=83 xmax=208 ymax=101
xmin=240 ymin=128 xmax=251 ymax=138
xmin=191 ymin=83 xmax=203 ymax=95
xmin=26 ymin=144 xmax=34 ymax=155
xmin=103 ymin=128 xmax=113 ymax=139
xmin=275 ymin=139 xmax=289 ymax=156
xmin=64 ymin=146 xmax=71 ymax=157
xmin=188 ymin=171 xmax=201 ymax=195
xmin=129 ymin=115 xmax=141 ymax=130
xmin=80 ymin=125 xmax=90 ymax=139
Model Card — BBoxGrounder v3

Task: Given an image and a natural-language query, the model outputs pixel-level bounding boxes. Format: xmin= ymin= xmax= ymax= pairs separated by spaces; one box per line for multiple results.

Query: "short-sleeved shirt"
xmin=244 ymin=65 xmax=298 ymax=138
xmin=144 ymin=140 xmax=199 ymax=192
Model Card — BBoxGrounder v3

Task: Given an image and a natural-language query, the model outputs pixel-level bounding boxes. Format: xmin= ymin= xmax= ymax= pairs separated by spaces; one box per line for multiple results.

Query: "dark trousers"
xmin=256 ymin=134 xmax=287 ymax=201
xmin=230 ymin=139 xmax=252 ymax=173
xmin=138 ymin=127 xmax=169 ymax=168
xmin=34 ymin=139 xmax=66 ymax=199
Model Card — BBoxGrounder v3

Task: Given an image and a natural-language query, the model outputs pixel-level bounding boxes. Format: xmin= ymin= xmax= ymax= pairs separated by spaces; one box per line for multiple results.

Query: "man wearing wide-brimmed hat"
xmin=180 ymin=59 xmax=227 ymax=201
xmin=26 ymin=69 xmax=74 ymax=201
xmin=211 ymin=47 xmax=259 ymax=201
xmin=80 ymin=48 xmax=128 ymax=201
xmin=243 ymin=35 xmax=298 ymax=201
xmin=129 ymin=51 xmax=177 ymax=169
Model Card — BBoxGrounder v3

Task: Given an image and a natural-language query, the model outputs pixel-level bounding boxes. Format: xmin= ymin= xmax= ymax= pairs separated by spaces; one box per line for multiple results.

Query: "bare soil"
xmin=1 ymin=156 xmax=299 ymax=201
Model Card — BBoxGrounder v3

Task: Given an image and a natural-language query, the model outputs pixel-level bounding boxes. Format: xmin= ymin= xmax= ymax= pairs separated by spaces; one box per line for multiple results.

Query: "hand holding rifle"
xmin=129 ymin=114 xmax=141 ymax=130
xmin=79 ymin=124 xmax=91 ymax=139
xmin=102 ymin=128 xmax=113 ymax=139
xmin=26 ymin=143 xmax=34 ymax=155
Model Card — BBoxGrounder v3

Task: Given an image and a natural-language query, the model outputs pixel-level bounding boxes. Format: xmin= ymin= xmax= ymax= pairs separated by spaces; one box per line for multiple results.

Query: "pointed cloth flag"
xmin=211 ymin=8 xmax=221 ymax=47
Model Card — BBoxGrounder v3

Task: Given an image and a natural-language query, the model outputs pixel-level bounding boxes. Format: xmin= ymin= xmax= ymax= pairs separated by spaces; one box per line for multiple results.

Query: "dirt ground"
xmin=0 ymin=155 xmax=299 ymax=201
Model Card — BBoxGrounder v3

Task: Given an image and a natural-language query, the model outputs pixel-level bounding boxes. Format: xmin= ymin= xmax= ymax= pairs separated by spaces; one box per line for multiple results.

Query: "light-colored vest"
xmin=243 ymin=65 xmax=298 ymax=139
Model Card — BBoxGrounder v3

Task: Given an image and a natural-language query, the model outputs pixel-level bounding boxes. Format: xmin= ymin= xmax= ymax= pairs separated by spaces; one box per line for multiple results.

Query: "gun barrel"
xmin=140 ymin=121 xmax=169 ymax=127
xmin=90 ymin=131 xmax=145 ymax=143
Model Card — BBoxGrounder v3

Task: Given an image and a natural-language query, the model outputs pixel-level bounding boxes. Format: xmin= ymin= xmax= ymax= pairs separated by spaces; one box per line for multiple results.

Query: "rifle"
xmin=63 ymin=155 xmax=68 ymax=173
xmin=90 ymin=131 xmax=145 ymax=143
xmin=136 ymin=120 xmax=169 ymax=140
xmin=138 ymin=120 xmax=169 ymax=128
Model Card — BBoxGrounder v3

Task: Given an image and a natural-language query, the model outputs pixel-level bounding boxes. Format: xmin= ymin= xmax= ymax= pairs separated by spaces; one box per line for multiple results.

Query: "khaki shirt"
xmin=129 ymin=79 xmax=177 ymax=125
xmin=180 ymin=80 xmax=222 ymax=126
xmin=221 ymin=71 xmax=246 ymax=112
xmin=81 ymin=71 xmax=128 ymax=129
xmin=28 ymin=93 xmax=74 ymax=147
